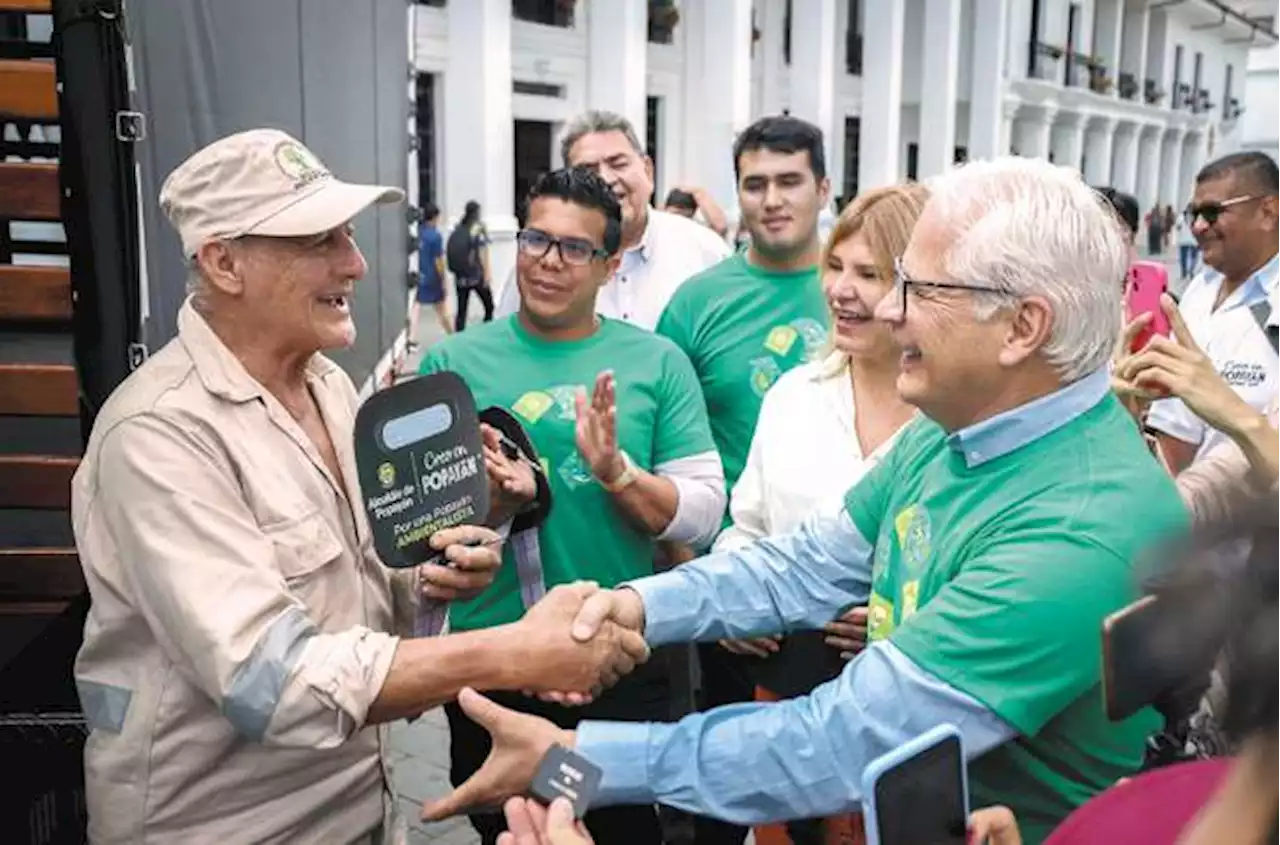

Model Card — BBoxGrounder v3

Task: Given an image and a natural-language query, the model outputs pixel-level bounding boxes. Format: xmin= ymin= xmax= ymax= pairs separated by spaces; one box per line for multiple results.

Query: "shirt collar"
xmin=1201 ymin=253 xmax=1277 ymax=309
xmin=946 ymin=367 xmax=1112 ymax=468
xmin=178 ymin=298 xmax=339 ymax=403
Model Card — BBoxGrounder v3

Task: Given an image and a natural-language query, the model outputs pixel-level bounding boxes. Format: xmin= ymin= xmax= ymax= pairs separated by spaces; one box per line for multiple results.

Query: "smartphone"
xmin=861 ymin=724 xmax=969 ymax=845
xmin=1101 ymin=595 xmax=1180 ymax=722
xmin=1125 ymin=261 xmax=1171 ymax=352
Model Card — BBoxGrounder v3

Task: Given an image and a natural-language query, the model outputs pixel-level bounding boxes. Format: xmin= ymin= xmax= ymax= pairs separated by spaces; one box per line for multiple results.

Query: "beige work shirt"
xmin=72 ymin=301 xmax=421 ymax=844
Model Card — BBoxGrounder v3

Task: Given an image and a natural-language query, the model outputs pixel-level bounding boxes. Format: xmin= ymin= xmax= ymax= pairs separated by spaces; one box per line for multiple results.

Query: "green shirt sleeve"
xmin=652 ymin=345 xmax=717 ymax=466
xmin=889 ymin=533 xmax=1136 ymax=736
xmin=654 ymin=286 xmax=694 ymax=360
xmin=417 ymin=345 xmax=447 ymax=377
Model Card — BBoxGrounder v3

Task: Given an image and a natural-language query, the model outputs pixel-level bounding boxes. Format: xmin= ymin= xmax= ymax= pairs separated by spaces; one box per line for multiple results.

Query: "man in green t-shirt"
xmin=655 ymin=116 xmax=833 ymax=843
xmin=418 ymin=167 xmax=723 ymax=845
xmin=421 ymin=158 xmax=1192 ymax=845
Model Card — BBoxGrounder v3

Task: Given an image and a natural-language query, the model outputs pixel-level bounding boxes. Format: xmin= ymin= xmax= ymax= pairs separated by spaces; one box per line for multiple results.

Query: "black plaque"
xmin=354 ymin=372 xmax=490 ymax=569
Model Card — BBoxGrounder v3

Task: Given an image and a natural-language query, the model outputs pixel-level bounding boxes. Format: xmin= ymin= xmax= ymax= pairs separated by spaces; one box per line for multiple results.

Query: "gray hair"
xmin=924 ymin=157 xmax=1126 ymax=382
xmin=560 ymin=110 xmax=644 ymax=165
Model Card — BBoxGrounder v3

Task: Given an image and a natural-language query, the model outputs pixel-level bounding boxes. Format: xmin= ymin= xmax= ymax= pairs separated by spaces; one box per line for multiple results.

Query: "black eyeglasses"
xmin=516 ymin=229 xmax=608 ymax=266
xmin=891 ymin=258 xmax=1009 ymax=316
xmin=1183 ymin=194 xmax=1257 ymax=227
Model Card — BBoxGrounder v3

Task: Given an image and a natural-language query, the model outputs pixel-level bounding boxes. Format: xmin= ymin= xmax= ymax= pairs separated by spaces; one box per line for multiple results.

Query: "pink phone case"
xmin=1126 ymin=261 xmax=1170 ymax=351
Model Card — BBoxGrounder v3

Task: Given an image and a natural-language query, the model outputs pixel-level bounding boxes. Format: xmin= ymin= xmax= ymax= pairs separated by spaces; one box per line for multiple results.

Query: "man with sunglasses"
xmin=418 ymin=167 xmax=724 ymax=845
xmin=421 ymin=158 xmax=1189 ymax=845
xmin=1146 ymin=152 xmax=1279 ymax=475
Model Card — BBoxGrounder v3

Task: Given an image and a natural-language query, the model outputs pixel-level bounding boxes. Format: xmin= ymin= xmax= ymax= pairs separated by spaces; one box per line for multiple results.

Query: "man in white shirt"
xmin=1147 ymin=152 xmax=1279 ymax=474
xmin=495 ymin=110 xmax=729 ymax=330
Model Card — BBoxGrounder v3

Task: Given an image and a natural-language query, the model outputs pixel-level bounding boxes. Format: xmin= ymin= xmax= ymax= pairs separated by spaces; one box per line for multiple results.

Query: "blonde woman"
xmin=713 ymin=184 xmax=927 ymax=845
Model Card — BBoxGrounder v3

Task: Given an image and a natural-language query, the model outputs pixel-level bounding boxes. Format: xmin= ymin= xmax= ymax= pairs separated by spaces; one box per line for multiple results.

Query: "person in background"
xmin=447 ymin=199 xmax=494 ymax=331
xmin=419 ymin=167 xmax=725 ymax=845
xmin=495 ymin=110 xmax=729 ymax=330
xmin=1146 ymin=152 xmax=1278 ymax=475
xmin=1176 ymin=212 xmax=1200 ymax=282
xmin=1095 ymin=186 xmax=1140 ymax=266
xmin=663 ymin=185 xmax=730 ymax=239
xmin=655 ymin=114 xmax=833 ymax=845
xmin=424 ymin=157 xmax=1191 ymax=845
xmin=408 ymin=200 xmax=451 ymax=348
xmin=1163 ymin=204 xmax=1177 ymax=251
xmin=1145 ymin=204 xmax=1166 ymax=256
xmin=714 ymin=183 xmax=928 ymax=845
xmin=72 ymin=129 xmax=646 ymax=844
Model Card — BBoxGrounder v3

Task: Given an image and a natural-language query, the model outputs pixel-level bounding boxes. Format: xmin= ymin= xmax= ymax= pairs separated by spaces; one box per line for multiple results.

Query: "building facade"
xmin=411 ymin=0 xmax=1274 ymax=233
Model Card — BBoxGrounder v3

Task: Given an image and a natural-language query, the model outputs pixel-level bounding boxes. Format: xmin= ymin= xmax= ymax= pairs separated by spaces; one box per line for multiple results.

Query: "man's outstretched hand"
xmin=528 ymin=588 xmax=647 ymax=706
xmin=422 ymin=688 xmax=572 ymax=822
xmin=509 ymin=583 xmax=649 ymax=700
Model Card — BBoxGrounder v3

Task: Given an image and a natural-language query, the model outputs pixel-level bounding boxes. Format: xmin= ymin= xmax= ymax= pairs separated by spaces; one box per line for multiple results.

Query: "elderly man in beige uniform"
xmin=70 ymin=129 xmax=647 ymax=844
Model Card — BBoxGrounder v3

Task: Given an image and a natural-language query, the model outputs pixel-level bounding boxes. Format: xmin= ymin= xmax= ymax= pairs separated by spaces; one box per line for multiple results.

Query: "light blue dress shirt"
xmin=572 ymin=369 xmax=1113 ymax=823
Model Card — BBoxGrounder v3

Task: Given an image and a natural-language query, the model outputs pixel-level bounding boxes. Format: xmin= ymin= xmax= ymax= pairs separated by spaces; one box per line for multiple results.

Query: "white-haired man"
xmin=495 ymin=110 xmax=729 ymax=330
xmin=71 ymin=129 xmax=647 ymax=844
xmin=419 ymin=158 xmax=1191 ymax=844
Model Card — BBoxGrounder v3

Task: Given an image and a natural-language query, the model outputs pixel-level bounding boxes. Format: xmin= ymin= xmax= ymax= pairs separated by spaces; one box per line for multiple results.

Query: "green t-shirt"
xmin=844 ymin=395 xmax=1188 ymax=844
xmin=418 ymin=316 xmax=716 ymax=632
xmin=655 ymin=252 xmax=829 ymax=499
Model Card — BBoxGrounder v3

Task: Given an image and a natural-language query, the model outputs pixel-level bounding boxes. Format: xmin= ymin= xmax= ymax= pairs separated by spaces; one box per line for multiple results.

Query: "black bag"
xmin=446 ymin=223 xmax=477 ymax=279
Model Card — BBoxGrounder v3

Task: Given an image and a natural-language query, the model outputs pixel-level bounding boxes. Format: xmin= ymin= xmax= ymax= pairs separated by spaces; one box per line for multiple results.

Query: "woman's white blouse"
xmin=714 ymin=353 xmax=906 ymax=552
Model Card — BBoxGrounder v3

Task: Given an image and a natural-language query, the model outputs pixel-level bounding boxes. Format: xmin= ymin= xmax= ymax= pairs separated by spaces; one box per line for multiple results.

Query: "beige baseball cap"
xmin=159 ymin=128 xmax=405 ymax=257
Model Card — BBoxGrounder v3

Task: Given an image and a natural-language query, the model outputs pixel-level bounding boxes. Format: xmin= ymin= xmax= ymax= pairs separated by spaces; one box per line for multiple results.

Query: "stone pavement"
xmin=390 ymin=709 xmax=480 ymax=845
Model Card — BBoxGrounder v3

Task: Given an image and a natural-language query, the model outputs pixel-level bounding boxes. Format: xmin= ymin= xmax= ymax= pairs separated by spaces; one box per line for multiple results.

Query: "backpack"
xmin=446 ymin=223 xmax=477 ymax=278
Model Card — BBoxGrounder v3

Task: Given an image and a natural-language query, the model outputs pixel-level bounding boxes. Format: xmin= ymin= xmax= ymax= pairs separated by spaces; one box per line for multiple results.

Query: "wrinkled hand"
xmin=511 ymin=583 xmax=650 ymax=701
xmin=823 ymin=606 xmax=868 ymax=660
xmin=1110 ymin=312 xmax=1162 ymax=417
xmin=719 ymin=636 xmax=781 ymax=658
xmin=531 ymin=588 xmax=648 ymax=707
xmin=422 ymin=689 xmax=571 ymax=822
xmin=575 ymin=371 xmax=624 ymax=485
xmin=497 ymin=797 xmax=595 ymax=845
xmin=967 ymin=805 xmax=1023 ymax=845
xmin=482 ymin=423 xmax=537 ymax=525
xmin=1116 ymin=295 xmax=1256 ymax=435
xmin=420 ymin=525 xmax=503 ymax=602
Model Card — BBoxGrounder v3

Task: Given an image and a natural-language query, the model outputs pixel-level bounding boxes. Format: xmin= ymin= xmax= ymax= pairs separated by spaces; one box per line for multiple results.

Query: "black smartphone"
xmin=862 ymin=725 xmax=968 ymax=845
xmin=1101 ymin=595 xmax=1177 ymax=722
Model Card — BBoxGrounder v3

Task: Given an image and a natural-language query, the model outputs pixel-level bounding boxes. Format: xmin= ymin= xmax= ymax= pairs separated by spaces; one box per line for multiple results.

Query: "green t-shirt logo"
xmin=763 ymin=325 xmax=798 ymax=356
xmin=867 ymin=503 xmax=933 ymax=641
xmin=512 ymin=391 xmax=554 ymax=424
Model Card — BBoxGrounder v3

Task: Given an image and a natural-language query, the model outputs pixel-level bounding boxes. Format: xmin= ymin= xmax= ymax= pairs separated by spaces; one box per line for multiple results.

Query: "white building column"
xmin=686 ymin=0 xmax=753 ymax=211
xmin=918 ymin=0 xmax=962 ymax=178
xmin=1093 ymin=0 xmax=1124 ymax=98
xmin=858 ymin=0 xmax=904 ymax=190
xmin=586 ymin=0 xmax=648 ymax=146
xmin=445 ymin=0 xmax=515 ymax=230
xmin=1135 ymin=125 xmax=1162 ymax=211
xmin=758 ymin=0 xmax=787 ymax=117
xmin=1014 ymin=105 xmax=1058 ymax=160
xmin=1158 ymin=127 xmax=1186 ymax=207
xmin=1179 ymin=130 xmax=1210 ymax=208
xmin=1050 ymin=112 xmax=1086 ymax=172
xmin=968 ymin=0 xmax=1010 ymax=160
xmin=999 ymin=99 xmax=1022 ymax=156
xmin=790 ymin=0 xmax=839 ymax=179
xmin=1083 ymin=116 xmax=1116 ymax=184
xmin=1111 ymin=122 xmax=1140 ymax=193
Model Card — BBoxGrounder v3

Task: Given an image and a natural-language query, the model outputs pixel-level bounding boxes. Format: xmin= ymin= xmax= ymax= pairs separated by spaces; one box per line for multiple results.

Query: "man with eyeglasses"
xmin=420 ymin=158 xmax=1189 ymax=845
xmin=417 ymin=167 xmax=724 ymax=845
xmin=1146 ymin=152 xmax=1279 ymax=475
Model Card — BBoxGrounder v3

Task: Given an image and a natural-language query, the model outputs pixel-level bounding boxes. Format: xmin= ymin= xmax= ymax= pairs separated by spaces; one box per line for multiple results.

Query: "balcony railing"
xmin=1143 ymin=78 xmax=1166 ymax=107
xmin=1118 ymin=71 xmax=1139 ymax=101
xmin=846 ymin=32 xmax=863 ymax=76
xmin=1029 ymin=41 xmax=1064 ymax=82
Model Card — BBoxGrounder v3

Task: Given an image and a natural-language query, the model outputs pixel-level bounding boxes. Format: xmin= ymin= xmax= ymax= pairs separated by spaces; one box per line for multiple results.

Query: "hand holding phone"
xmin=1125 ymin=262 xmax=1171 ymax=352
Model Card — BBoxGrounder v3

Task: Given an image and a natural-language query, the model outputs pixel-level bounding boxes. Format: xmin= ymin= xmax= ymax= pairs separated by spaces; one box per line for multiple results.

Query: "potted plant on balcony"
xmin=1090 ymin=72 xmax=1114 ymax=94
xmin=1118 ymin=72 xmax=1139 ymax=100
xmin=649 ymin=0 xmax=679 ymax=41
xmin=555 ymin=0 xmax=577 ymax=23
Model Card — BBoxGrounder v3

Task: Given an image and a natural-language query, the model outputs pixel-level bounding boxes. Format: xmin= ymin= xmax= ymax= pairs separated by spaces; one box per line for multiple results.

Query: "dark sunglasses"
xmin=1183 ymin=195 xmax=1257 ymax=226
xmin=516 ymin=229 xmax=608 ymax=266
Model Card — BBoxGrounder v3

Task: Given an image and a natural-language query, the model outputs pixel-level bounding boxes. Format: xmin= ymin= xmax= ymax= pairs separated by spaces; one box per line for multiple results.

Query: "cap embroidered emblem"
xmin=273 ymin=141 xmax=330 ymax=189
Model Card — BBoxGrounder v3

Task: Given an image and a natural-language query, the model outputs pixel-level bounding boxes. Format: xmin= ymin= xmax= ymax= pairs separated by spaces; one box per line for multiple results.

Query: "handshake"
xmin=501 ymin=581 xmax=650 ymax=704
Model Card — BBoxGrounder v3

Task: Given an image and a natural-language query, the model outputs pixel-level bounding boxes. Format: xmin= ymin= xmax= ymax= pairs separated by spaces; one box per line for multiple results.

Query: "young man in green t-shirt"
xmin=422 ymin=158 xmax=1192 ymax=845
xmin=418 ymin=167 xmax=723 ymax=845
xmin=655 ymin=116 xmax=833 ymax=844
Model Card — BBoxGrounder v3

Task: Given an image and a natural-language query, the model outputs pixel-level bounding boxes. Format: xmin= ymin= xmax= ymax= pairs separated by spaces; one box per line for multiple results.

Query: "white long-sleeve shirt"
xmin=714 ymin=353 xmax=906 ymax=553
